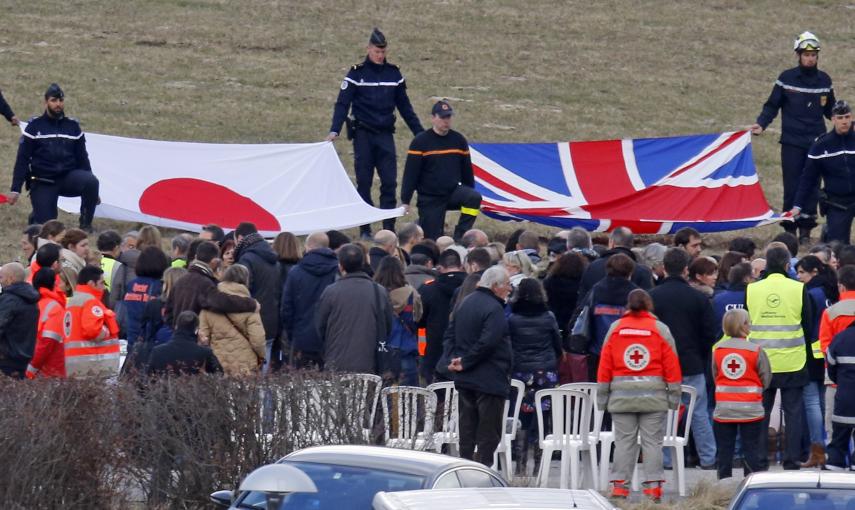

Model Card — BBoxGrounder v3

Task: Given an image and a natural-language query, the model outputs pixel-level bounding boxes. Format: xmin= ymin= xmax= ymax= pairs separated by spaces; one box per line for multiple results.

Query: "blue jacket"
xmin=122 ymin=276 xmax=162 ymax=349
xmin=712 ymin=284 xmax=747 ymax=340
xmin=280 ymin=248 xmax=339 ymax=354
xmin=0 ymin=90 xmax=14 ymax=123
xmin=329 ymin=57 xmax=423 ymax=135
xmin=236 ymin=236 xmax=281 ymax=339
xmin=12 ymin=112 xmax=92 ymax=192
xmin=794 ymin=126 xmax=855 ymax=209
xmin=756 ymin=65 xmax=834 ymax=149
xmin=827 ymin=324 xmax=855 ymax=423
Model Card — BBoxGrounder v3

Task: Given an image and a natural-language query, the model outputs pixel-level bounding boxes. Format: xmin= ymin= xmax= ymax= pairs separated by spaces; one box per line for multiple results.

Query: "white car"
xmin=372 ymin=487 xmax=619 ymax=510
xmin=727 ymin=471 xmax=855 ymax=510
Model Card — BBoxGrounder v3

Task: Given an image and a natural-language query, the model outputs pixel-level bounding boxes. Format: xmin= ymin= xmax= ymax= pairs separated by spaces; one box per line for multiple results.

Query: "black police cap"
xmin=369 ymin=28 xmax=387 ymax=48
xmin=832 ymin=100 xmax=851 ymax=116
xmin=44 ymin=83 xmax=64 ymax=100
xmin=432 ymin=100 xmax=454 ymax=117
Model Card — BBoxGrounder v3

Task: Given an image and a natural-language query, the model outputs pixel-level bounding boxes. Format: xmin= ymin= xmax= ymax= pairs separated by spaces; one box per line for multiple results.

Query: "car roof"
xmin=280 ymin=445 xmax=494 ymax=478
xmin=742 ymin=471 xmax=855 ymax=489
xmin=373 ymin=488 xmax=615 ymax=510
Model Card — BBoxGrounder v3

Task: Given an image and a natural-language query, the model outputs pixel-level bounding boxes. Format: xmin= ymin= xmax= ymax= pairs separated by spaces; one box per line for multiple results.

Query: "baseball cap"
xmin=432 ymin=100 xmax=454 ymax=118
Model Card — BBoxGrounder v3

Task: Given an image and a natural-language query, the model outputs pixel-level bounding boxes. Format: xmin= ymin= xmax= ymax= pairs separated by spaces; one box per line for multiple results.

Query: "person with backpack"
xmin=374 ymin=256 xmax=422 ymax=385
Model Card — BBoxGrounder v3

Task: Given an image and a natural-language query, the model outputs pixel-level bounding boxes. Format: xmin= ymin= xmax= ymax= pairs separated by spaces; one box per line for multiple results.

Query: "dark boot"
xmin=798 ymin=226 xmax=813 ymax=246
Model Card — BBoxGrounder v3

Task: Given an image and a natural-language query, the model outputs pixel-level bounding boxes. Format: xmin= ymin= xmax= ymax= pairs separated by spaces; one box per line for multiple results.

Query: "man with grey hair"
xmin=461 ymin=229 xmax=489 ymax=250
xmin=579 ymin=227 xmax=654 ymax=298
xmin=171 ymin=233 xmax=193 ymax=269
xmin=0 ymin=262 xmax=40 ymax=378
xmin=566 ymin=226 xmax=598 ymax=261
xmin=446 ymin=265 xmax=512 ymax=465
xmin=642 ymin=242 xmax=668 ymax=284
xmin=370 ymin=229 xmax=398 ymax=273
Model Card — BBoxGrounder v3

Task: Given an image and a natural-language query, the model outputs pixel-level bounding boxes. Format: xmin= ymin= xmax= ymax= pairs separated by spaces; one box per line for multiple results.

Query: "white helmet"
xmin=794 ymin=31 xmax=821 ymax=52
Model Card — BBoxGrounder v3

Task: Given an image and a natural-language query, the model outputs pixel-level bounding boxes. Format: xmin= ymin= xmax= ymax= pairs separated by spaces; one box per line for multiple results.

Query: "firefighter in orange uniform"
xmin=597 ymin=289 xmax=682 ymax=503
xmin=64 ymin=266 xmax=120 ymax=378
xmin=711 ymin=309 xmax=772 ymax=479
xmin=26 ymin=268 xmax=67 ymax=378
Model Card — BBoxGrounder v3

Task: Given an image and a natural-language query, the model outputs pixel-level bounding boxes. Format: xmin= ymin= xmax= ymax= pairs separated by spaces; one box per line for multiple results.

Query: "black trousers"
xmin=781 ymin=144 xmax=817 ymax=231
xmin=714 ymin=419 xmax=764 ymax=479
xmin=417 ymin=186 xmax=482 ymax=241
xmin=760 ymin=386 xmax=804 ymax=469
xmin=825 ymin=206 xmax=855 ymax=244
xmin=457 ymin=387 xmax=504 ymax=466
xmin=28 ymin=170 xmax=100 ymax=227
xmin=353 ymin=129 xmax=397 ymax=234
xmin=827 ymin=421 xmax=855 ymax=469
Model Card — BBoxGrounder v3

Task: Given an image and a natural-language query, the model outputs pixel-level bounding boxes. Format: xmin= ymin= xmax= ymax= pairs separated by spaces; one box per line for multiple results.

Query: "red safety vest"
xmin=713 ymin=338 xmax=764 ymax=423
xmin=26 ymin=288 xmax=67 ymax=378
xmin=64 ymin=284 xmax=120 ymax=378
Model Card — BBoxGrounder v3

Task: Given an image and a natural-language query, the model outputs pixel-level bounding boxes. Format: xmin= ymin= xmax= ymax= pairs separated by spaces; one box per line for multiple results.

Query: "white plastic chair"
xmin=426 ymin=381 xmax=459 ymax=455
xmin=559 ymin=382 xmax=602 ymax=489
xmin=339 ymin=373 xmax=382 ymax=443
xmin=534 ymin=388 xmax=595 ymax=489
xmin=381 ymin=386 xmax=437 ymax=450
xmin=492 ymin=378 xmax=525 ymax=479
xmin=628 ymin=385 xmax=698 ymax=496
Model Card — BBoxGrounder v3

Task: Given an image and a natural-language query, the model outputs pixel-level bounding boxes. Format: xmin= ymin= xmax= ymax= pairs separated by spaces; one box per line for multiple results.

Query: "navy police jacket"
xmin=712 ymin=284 xmax=747 ymax=339
xmin=827 ymin=324 xmax=855 ymax=423
xmin=12 ymin=112 xmax=92 ymax=193
xmin=330 ymin=57 xmax=423 ymax=135
xmin=756 ymin=66 xmax=834 ymax=149
xmin=793 ymin=126 xmax=855 ymax=208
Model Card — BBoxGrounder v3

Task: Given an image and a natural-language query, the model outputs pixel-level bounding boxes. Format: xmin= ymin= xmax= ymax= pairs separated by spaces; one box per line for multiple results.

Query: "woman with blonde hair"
xmin=136 ymin=225 xmax=163 ymax=252
xmin=199 ymin=264 xmax=265 ymax=376
xmin=711 ymin=308 xmax=771 ymax=479
xmin=502 ymin=250 xmax=534 ymax=289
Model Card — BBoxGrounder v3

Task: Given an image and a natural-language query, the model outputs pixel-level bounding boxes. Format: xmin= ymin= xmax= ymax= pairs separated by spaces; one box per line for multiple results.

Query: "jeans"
xmin=714 ymin=420 xmax=764 ymax=479
xmin=458 ymin=387 xmax=505 ymax=466
xmin=803 ymin=381 xmax=826 ymax=445
xmin=664 ymin=373 xmax=717 ymax=467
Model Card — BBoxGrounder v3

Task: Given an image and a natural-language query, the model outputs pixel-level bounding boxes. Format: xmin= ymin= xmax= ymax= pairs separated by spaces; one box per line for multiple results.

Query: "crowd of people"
xmin=3 ymin=216 xmax=855 ymax=501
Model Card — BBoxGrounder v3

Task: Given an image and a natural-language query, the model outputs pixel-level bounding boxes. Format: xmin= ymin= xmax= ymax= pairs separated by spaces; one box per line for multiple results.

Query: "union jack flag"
xmin=471 ymin=130 xmax=780 ymax=234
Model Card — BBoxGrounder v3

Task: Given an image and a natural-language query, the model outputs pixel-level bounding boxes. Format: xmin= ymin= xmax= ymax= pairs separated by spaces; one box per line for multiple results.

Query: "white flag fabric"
xmin=19 ymin=124 xmax=403 ymax=236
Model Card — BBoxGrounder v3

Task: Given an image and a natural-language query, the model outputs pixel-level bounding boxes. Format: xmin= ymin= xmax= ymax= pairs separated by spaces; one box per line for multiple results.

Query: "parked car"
xmin=210 ymin=445 xmax=507 ymax=509
xmin=373 ymin=487 xmax=619 ymax=510
xmin=727 ymin=471 xmax=855 ymax=510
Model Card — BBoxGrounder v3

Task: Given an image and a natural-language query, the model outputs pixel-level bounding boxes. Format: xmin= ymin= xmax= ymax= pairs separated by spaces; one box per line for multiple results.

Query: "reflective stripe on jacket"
xmin=597 ymin=311 xmax=682 ymax=413
xmin=27 ymin=290 xmax=67 ymax=378
xmin=65 ymin=285 xmax=120 ymax=378
xmin=712 ymin=338 xmax=771 ymax=423
xmin=746 ymin=274 xmax=806 ymax=373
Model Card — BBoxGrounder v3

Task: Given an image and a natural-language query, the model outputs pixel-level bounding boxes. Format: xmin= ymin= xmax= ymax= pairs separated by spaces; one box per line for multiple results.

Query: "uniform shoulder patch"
xmin=351 ymin=62 xmax=365 ymax=70
xmin=91 ymin=305 xmax=104 ymax=318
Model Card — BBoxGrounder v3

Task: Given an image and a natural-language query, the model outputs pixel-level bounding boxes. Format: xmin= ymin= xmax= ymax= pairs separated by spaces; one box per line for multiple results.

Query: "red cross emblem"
xmin=623 ymin=343 xmax=650 ymax=371
xmin=721 ymin=353 xmax=746 ymax=380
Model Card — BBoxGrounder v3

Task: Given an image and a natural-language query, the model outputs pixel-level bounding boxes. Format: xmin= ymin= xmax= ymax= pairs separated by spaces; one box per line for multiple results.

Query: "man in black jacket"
xmin=418 ymin=249 xmax=467 ymax=384
xmin=649 ymin=248 xmax=718 ymax=469
xmin=0 ymin=263 xmax=39 ymax=378
xmin=791 ymin=100 xmax=855 ymax=244
xmin=281 ymin=232 xmax=339 ymax=369
xmin=753 ymin=31 xmax=834 ymax=242
xmin=147 ymin=311 xmax=223 ymax=376
xmin=578 ymin=227 xmax=653 ymax=298
xmin=447 ymin=265 xmax=512 ymax=465
xmin=235 ymin=222 xmax=282 ymax=370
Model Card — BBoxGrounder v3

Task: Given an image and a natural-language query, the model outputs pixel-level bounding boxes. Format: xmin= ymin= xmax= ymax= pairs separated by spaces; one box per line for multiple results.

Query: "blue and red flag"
xmin=471 ymin=130 xmax=780 ymax=234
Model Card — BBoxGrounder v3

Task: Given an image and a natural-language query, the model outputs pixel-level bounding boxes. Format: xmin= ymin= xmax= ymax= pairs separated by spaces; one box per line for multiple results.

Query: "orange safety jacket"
xmin=26 ymin=288 xmax=67 ymax=379
xmin=712 ymin=337 xmax=770 ymax=423
xmin=597 ymin=311 xmax=682 ymax=413
xmin=64 ymin=284 xmax=120 ymax=378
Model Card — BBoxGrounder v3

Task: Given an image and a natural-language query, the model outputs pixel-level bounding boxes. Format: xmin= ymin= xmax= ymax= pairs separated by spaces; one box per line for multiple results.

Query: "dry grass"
xmin=2 ymin=1 xmax=855 ymax=258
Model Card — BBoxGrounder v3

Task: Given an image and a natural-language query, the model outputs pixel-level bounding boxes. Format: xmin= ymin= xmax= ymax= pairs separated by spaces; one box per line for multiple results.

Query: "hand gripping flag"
xmin=471 ymin=130 xmax=780 ymax=234
xmin=19 ymin=124 xmax=403 ymax=236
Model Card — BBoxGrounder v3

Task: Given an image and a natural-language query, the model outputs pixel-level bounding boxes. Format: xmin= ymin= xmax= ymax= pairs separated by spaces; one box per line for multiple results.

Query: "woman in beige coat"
xmin=199 ymin=264 xmax=266 ymax=376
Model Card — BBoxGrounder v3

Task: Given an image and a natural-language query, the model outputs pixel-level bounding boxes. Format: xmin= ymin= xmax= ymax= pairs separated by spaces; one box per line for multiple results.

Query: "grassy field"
xmin=2 ymin=1 xmax=855 ymax=261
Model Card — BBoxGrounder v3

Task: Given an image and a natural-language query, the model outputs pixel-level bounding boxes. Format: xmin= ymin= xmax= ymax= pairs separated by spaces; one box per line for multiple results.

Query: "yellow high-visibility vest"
xmin=746 ymin=274 xmax=806 ymax=373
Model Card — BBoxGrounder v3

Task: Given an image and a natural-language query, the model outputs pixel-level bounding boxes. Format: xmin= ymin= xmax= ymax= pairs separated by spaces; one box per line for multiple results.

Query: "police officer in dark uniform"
xmin=400 ymin=100 xmax=481 ymax=241
xmin=7 ymin=84 xmax=100 ymax=231
xmin=791 ymin=100 xmax=855 ymax=244
xmin=751 ymin=31 xmax=835 ymax=244
xmin=0 ymin=88 xmax=19 ymax=126
xmin=327 ymin=28 xmax=423 ymax=238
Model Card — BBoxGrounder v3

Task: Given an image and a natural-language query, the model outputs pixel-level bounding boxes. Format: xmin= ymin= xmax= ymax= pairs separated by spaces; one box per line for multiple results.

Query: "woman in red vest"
xmin=598 ymin=289 xmax=682 ymax=502
xmin=26 ymin=268 xmax=66 ymax=378
xmin=712 ymin=308 xmax=772 ymax=479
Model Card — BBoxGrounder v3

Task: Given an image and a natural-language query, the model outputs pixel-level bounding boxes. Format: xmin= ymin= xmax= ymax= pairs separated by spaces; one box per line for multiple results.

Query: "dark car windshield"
xmin=236 ymin=461 xmax=425 ymax=509
xmin=733 ymin=488 xmax=855 ymax=510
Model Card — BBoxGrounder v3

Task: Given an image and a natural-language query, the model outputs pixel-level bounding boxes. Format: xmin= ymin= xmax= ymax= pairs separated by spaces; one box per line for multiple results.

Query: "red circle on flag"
xmin=138 ymin=178 xmax=281 ymax=231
